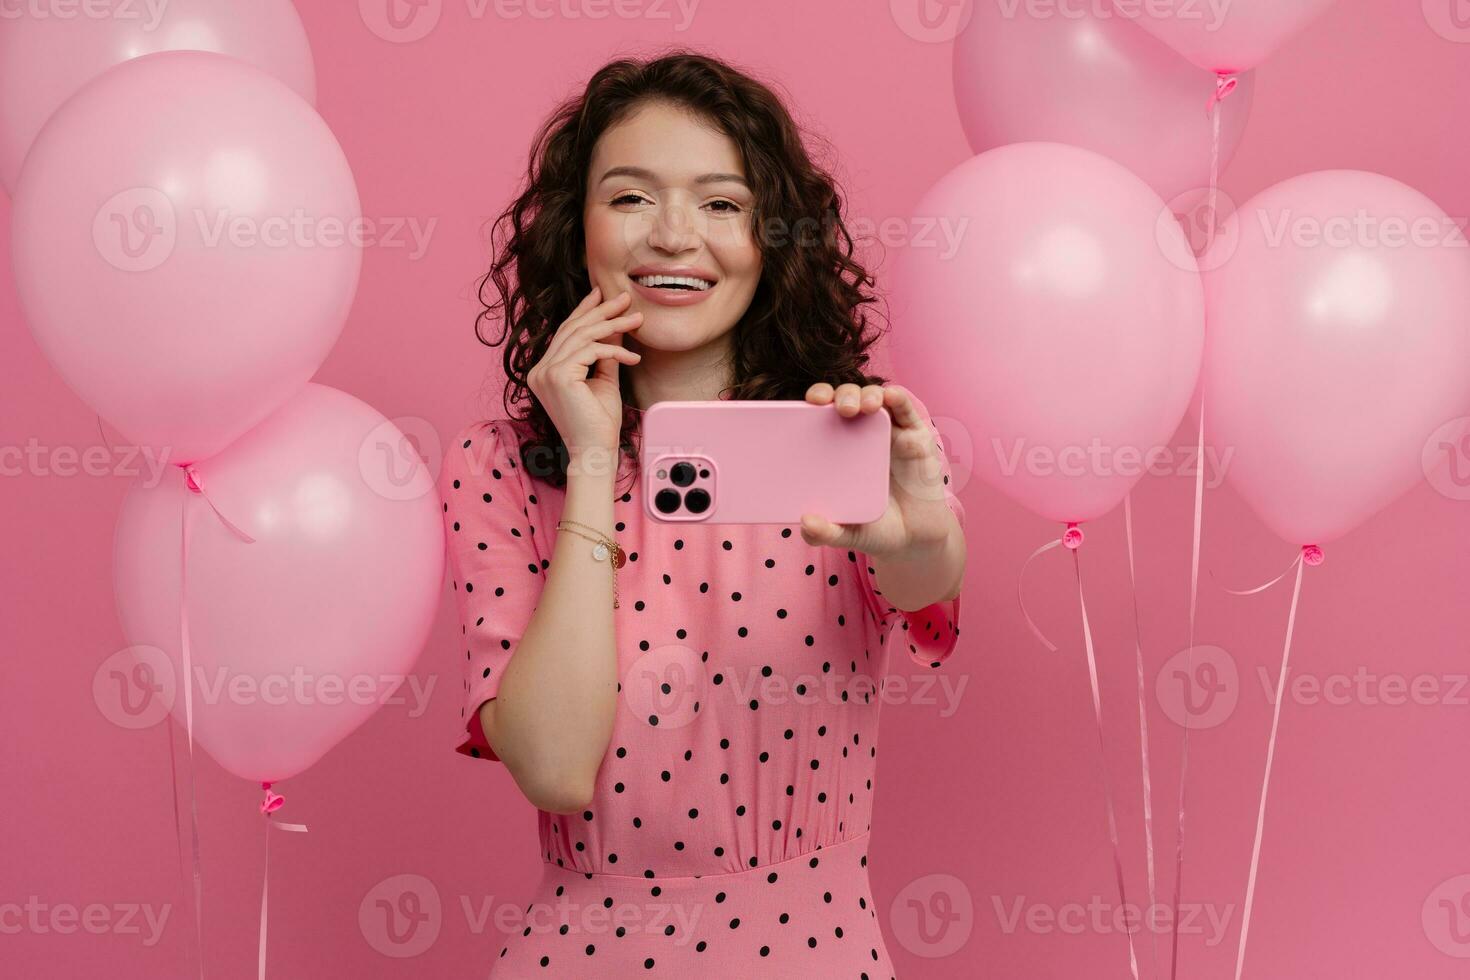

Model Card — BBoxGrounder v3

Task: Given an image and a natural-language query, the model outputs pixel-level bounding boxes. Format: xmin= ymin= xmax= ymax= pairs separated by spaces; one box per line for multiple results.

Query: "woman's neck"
xmin=627 ymin=332 xmax=737 ymax=410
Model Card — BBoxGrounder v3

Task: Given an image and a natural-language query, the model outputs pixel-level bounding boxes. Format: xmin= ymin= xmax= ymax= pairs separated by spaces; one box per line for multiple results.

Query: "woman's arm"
xmin=869 ymin=511 xmax=966 ymax=610
xmin=479 ymin=447 xmax=620 ymax=814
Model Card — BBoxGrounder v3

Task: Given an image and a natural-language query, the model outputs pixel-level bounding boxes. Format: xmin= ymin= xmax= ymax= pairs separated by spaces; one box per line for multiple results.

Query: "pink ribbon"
xmin=179 ymin=462 xmax=258 ymax=980
xmin=258 ymin=782 xmax=309 ymax=980
xmin=1205 ymin=72 xmax=1240 ymax=116
xmin=1123 ymin=495 xmax=1161 ymax=979
xmin=1019 ymin=524 xmax=1141 ymax=979
xmin=1070 ymin=545 xmax=1142 ymax=980
xmin=100 ymin=415 xmax=210 ymax=977
xmin=1220 ymin=548 xmax=1315 ymax=980
xmin=1170 ymin=79 xmax=1231 ymax=980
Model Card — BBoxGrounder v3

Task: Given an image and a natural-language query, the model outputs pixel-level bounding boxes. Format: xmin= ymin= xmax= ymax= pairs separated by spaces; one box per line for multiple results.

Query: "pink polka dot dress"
xmin=440 ymin=397 xmax=964 ymax=978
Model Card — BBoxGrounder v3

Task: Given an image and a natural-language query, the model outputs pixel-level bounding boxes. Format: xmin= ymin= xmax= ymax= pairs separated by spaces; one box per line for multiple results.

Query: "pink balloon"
xmin=0 ymin=0 xmax=315 ymax=194
xmin=112 ymin=384 xmax=445 ymax=783
xmin=11 ymin=50 xmax=360 ymax=467
xmin=891 ymin=142 xmax=1204 ymax=524
xmin=1202 ymin=171 xmax=1470 ymax=545
xmin=954 ymin=0 xmax=1255 ymax=203
xmin=1110 ymin=0 xmax=1336 ymax=74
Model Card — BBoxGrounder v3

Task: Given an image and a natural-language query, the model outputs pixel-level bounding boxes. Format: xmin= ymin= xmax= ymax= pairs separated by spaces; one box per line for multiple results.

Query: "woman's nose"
xmin=646 ymin=199 xmax=702 ymax=252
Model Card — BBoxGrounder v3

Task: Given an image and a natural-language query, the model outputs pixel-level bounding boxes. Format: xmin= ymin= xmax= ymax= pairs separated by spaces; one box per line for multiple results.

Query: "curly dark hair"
xmin=475 ymin=49 xmax=890 ymax=491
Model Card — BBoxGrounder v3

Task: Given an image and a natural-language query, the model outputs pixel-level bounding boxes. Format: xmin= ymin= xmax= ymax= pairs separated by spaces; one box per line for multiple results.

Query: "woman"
xmin=441 ymin=50 xmax=966 ymax=977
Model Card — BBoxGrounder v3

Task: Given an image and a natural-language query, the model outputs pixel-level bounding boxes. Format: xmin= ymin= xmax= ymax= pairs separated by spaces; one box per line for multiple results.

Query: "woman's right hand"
xmin=527 ymin=286 xmax=643 ymax=458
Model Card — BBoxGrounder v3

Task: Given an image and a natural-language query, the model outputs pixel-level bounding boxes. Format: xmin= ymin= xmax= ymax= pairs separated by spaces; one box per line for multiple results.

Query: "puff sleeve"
xmin=856 ymin=391 xmax=965 ymax=669
xmin=440 ymin=420 xmax=548 ymax=761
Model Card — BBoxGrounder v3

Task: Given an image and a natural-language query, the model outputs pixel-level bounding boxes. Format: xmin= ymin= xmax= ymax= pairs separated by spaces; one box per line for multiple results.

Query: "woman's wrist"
xmin=566 ymin=443 xmax=621 ymax=482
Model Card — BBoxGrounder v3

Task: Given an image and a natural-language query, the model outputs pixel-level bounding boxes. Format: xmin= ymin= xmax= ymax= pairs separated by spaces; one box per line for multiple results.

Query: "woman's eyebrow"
xmin=597 ymin=165 xmax=749 ymax=187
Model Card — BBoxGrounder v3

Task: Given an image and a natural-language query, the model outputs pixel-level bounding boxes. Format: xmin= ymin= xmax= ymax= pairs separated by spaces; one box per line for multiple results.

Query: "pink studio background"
xmin=3 ymin=1 xmax=1469 ymax=977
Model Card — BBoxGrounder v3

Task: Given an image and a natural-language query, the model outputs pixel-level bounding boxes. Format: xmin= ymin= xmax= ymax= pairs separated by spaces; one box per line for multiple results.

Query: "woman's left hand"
xmin=799 ymin=382 xmax=957 ymax=561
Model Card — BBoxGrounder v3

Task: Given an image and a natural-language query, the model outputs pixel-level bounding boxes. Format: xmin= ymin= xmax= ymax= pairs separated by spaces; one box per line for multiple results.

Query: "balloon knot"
xmin=1205 ymin=73 xmax=1239 ymax=116
xmin=1062 ymin=523 xmax=1084 ymax=550
xmin=1301 ymin=544 xmax=1324 ymax=567
xmin=261 ymin=782 xmax=284 ymax=815
xmin=183 ymin=464 xmax=203 ymax=494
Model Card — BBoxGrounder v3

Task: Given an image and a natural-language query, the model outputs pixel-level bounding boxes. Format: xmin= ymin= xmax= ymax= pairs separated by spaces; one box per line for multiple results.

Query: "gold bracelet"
xmin=555 ymin=520 xmax=625 ymax=608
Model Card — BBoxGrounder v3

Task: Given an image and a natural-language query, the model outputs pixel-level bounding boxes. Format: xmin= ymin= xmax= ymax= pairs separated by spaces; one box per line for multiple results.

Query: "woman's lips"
xmin=630 ymin=277 xmax=716 ymax=307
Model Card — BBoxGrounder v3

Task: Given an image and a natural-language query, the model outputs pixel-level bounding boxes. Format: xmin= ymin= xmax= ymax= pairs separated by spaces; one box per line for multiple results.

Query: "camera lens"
xmin=684 ymin=488 xmax=710 ymax=513
xmin=655 ymin=488 xmax=682 ymax=514
xmin=670 ymin=461 xmax=696 ymax=487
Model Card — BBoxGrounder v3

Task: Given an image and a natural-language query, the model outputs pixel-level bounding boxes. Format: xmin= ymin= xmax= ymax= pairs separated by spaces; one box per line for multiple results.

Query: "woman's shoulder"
xmin=441 ymin=417 xmax=534 ymax=490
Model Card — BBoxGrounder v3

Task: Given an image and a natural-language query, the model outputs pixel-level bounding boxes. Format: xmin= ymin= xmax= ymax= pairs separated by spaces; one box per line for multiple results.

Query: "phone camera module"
xmin=654 ymin=488 xmax=682 ymax=514
xmin=684 ymin=488 xmax=711 ymax=514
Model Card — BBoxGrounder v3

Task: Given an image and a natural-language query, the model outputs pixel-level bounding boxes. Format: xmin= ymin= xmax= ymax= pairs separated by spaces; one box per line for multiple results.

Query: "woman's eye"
xmin=612 ymin=193 xmax=647 ymax=206
xmin=707 ymin=200 xmax=741 ymax=214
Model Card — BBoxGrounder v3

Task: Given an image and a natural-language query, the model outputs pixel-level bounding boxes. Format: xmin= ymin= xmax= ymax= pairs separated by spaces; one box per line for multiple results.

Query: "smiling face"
xmin=583 ymin=101 xmax=762 ymax=358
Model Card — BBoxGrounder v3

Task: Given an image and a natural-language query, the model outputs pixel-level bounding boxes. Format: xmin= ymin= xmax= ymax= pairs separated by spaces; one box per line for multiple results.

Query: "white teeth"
xmin=635 ymin=274 xmax=713 ymax=291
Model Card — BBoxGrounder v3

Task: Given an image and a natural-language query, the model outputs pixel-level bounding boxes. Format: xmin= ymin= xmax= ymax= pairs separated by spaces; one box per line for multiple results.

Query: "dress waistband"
xmin=542 ymin=832 xmax=874 ymax=884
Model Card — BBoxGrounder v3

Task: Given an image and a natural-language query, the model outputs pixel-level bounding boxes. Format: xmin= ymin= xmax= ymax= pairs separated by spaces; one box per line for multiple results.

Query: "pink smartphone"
xmin=640 ymin=400 xmax=890 ymax=525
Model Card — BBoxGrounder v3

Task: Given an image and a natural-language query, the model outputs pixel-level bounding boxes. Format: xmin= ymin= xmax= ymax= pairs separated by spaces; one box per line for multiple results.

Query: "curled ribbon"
xmin=1017 ymin=533 xmax=1066 ymax=652
xmin=259 ymin=782 xmax=308 ymax=980
xmin=1205 ymin=72 xmax=1240 ymax=116
xmin=260 ymin=783 xmax=285 ymax=815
